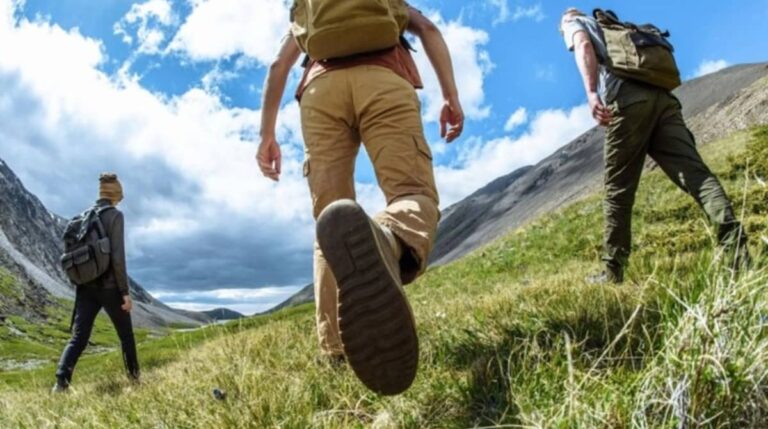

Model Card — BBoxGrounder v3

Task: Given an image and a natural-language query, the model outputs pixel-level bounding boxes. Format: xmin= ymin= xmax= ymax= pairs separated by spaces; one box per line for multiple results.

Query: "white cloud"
xmin=504 ymin=107 xmax=528 ymax=131
xmin=170 ymin=3 xmax=493 ymax=125
xmin=535 ymin=63 xmax=556 ymax=82
xmin=412 ymin=13 xmax=493 ymax=123
xmin=692 ymin=59 xmax=730 ymax=78
xmin=156 ymin=286 xmax=301 ymax=315
xmin=488 ymin=1 xmax=545 ymax=25
xmin=0 ymin=0 xmax=322 ymax=294
xmin=168 ymin=0 xmax=291 ymax=64
xmin=435 ymin=104 xmax=593 ymax=205
xmin=511 ymin=4 xmax=545 ymax=22
xmin=114 ymin=0 xmax=176 ymax=54
xmin=0 ymin=0 xmax=523 ymax=307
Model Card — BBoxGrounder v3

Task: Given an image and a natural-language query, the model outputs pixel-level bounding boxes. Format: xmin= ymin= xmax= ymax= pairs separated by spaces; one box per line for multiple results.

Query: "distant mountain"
xmin=0 ymin=158 xmax=213 ymax=328
xmin=430 ymin=63 xmax=768 ymax=266
xmin=202 ymin=308 xmax=246 ymax=321
xmin=267 ymin=284 xmax=313 ymax=314
xmin=270 ymin=63 xmax=768 ymax=313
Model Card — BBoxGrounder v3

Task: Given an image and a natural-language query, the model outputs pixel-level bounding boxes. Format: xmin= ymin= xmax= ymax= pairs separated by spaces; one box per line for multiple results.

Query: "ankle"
xmin=380 ymin=226 xmax=403 ymax=261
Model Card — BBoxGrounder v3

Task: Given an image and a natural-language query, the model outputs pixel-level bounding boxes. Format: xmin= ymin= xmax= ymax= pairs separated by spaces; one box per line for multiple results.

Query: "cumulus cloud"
xmin=168 ymin=2 xmax=495 ymax=124
xmin=692 ymin=59 xmax=730 ymax=78
xmin=0 ymin=0 xmax=315 ymax=302
xmin=114 ymin=0 xmax=176 ymax=54
xmin=504 ymin=107 xmax=528 ymax=132
xmin=411 ymin=12 xmax=493 ymax=122
xmin=168 ymin=0 xmax=291 ymax=64
xmin=435 ymin=104 xmax=593 ymax=205
xmin=154 ymin=287 xmax=299 ymax=315
xmin=488 ymin=1 xmax=545 ymax=25
xmin=0 ymin=0 xmax=505 ymax=312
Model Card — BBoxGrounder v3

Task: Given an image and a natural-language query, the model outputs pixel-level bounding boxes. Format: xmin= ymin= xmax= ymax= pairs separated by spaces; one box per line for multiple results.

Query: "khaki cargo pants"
xmin=300 ymin=65 xmax=440 ymax=356
xmin=603 ymin=80 xmax=744 ymax=271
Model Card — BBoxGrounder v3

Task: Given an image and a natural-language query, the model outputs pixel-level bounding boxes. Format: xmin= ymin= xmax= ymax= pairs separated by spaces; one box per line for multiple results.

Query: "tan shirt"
xmin=295 ymin=43 xmax=424 ymax=101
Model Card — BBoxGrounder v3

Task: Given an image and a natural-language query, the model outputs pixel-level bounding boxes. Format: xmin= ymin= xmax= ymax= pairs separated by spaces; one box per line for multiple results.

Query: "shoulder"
xmin=563 ymin=16 xmax=590 ymax=33
xmin=101 ymin=207 xmax=123 ymax=224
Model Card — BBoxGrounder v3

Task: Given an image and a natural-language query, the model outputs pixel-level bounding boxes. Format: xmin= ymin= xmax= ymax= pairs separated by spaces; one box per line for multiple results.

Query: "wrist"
xmin=259 ymin=129 xmax=276 ymax=140
xmin=443 ymin=91 xmax=459 ymax=102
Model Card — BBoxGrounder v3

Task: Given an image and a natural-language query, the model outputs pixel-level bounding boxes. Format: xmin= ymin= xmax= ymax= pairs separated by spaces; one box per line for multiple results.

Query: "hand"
xmin=440 ymin=96 xmax=464 ymax=143
xmin=256 ymin=135 xmax=282 ymax=181
xmin=121 ymin=295 xmax=133 ymax=313
xmin=588 ymin=92 xmax=612 ymax=126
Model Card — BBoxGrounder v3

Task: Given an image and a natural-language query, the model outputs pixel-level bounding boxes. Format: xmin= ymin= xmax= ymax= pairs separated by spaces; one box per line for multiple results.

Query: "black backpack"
xmin=60 ymin=206 xmax=114 ymax=286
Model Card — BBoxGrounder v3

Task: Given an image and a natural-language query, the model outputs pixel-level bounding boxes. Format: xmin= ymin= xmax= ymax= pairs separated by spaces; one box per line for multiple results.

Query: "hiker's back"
xmin=60 ymin=202 xmax=121 ymax=288
xmin=94 ymin=207 xmax=122 ymax=289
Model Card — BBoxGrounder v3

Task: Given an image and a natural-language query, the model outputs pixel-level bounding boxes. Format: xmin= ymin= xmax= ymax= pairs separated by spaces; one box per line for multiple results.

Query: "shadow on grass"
xmin=437 ymin=283 xmax=666 ymax=426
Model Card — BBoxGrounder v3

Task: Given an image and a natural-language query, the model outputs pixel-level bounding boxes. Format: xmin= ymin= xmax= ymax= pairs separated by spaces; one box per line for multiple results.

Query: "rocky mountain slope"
xmin=430 ymin=63 xmax=768 ymax=265
xmin=271 ymin=63 xmax=768 ymax=311
xmin=0 ymin=159 xmax=212 ymax=328
xmin=266 ymin=283 xmax=313 ymax=314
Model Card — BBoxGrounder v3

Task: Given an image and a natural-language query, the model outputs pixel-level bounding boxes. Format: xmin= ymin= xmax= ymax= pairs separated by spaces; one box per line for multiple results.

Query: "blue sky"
xmin=1 ymin=0 xmax=766 ymax=313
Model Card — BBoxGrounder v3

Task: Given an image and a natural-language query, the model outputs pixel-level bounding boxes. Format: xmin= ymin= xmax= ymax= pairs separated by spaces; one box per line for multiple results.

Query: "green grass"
xmin=0 ymin=281 xmax=155 ymax=378
xmin=0 ymin=126 xmax=766 ymax=428
xmin=0 ymin=269 xmax=23 ymax=301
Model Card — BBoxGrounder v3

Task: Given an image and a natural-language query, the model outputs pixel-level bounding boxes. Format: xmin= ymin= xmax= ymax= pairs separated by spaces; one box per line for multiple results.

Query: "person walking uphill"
xmin=559 ymin=8 xmax=749 ymax=283
xmin=53 ymin=173 xmax=139 ymax=392
xmin=257 ymin=1 xmax=464 ymax=395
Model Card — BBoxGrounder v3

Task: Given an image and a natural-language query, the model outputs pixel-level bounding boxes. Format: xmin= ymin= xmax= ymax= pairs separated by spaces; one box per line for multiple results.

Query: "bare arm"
xmin=407 ymin=8 xmax=464 ymax=143
xmin=572 ymin=31 xmax=612 ymax=126
xmin=257 ymin=34 xmax=302 ymax=181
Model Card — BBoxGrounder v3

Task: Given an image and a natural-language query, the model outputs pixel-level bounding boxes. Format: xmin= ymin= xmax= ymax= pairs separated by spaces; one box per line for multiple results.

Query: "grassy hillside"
xmin=0 ymin=126 xmax=766 ymax=428
xmin=0 ymin=271 xmax=156 ymax=378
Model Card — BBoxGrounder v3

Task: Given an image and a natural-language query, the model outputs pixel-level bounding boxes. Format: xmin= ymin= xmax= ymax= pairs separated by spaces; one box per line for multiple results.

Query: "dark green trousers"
xmin=602 ymin=80 xmax=744 ymax=275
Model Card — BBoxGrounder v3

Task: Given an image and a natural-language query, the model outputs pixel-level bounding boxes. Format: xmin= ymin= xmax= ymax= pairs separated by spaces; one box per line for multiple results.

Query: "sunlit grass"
xmin=0 ymin=126 xmax=765 ymax=427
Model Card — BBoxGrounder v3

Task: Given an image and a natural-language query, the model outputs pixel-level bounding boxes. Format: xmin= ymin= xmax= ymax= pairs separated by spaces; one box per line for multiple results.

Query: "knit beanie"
xmin=99 ymin=173 xmax=124 ymax=205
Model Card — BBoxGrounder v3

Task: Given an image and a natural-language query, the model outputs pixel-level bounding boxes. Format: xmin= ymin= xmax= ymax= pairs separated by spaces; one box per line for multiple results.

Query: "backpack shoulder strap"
xmin=92 ymin=206 xmax=115 ymax=239
xmin=74 ymin=208 xmax=96 ymax=242
xmin=400 ymin=36 xmax=415 ymax=52
xmin=593 ymin=9 xmax=622 ymax=26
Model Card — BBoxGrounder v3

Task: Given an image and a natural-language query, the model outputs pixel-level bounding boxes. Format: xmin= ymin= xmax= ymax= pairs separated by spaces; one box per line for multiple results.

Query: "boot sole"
xmin=316 ymin=200 xmax=418 ymax=396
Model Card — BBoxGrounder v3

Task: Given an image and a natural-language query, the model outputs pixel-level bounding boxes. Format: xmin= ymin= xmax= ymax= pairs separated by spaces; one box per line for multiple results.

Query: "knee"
xmin=604 ymin=190 xmax=636 ymax=209
xmin=312 ymin=193 xmax=355 ymax=220
xmin=67 ymin=334 xmax=89 ymax=352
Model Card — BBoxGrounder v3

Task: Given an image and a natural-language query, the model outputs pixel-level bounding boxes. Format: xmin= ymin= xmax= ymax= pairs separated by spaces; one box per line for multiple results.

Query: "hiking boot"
xmin=316 ymin=200 xmax=418 ymax=396
xmin=315 ymin=354 xmax=347 ymax=369
xmin=587 ymin=263 xmax=623 ymax=285
xmin=714 ymin=242 xmax=753 ymax=273
xmin=51 ymin=378 xmax=69 ymax=394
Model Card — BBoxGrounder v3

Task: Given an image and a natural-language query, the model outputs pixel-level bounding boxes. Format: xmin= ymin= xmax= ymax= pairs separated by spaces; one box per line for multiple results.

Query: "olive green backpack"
xmin=290 ymin=0 xmax=409 ymax=61
xmin=593 ymin=9 xmax=682 ymax=91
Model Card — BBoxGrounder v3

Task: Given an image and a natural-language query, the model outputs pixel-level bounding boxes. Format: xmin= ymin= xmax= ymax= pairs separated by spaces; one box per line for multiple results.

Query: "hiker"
xmin=257 ymin=1 xmax=463 ymax=395
xmin=559 ymin=8 xmax=749 ymax=283
xmin=53 ymin=173 xmax=140 ymax=392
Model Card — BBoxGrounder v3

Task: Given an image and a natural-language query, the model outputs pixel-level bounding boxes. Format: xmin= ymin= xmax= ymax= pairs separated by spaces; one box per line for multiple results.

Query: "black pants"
xmin=56 ymin=287 xmax=139 ymax=383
